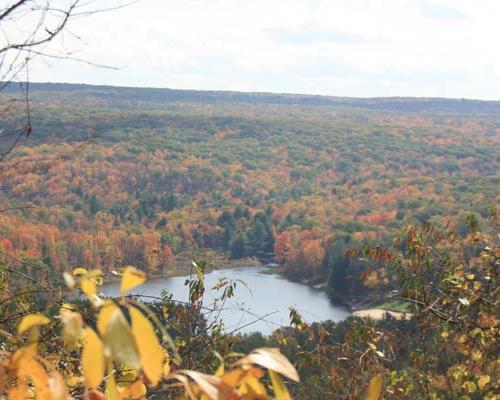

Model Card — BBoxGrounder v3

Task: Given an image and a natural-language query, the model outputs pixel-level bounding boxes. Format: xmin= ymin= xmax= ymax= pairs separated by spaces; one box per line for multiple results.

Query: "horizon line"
xmin=13 ymin=80 xmax=500 ymax=103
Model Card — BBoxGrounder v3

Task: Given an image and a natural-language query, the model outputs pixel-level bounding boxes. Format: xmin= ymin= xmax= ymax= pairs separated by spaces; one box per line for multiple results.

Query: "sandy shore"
xmin=352 ymin=308 xmax=413 ymax=320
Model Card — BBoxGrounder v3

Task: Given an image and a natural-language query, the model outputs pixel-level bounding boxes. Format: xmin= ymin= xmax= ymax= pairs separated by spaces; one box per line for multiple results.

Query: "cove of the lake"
xmin=102 ymin=266 xmax=350 ymax=335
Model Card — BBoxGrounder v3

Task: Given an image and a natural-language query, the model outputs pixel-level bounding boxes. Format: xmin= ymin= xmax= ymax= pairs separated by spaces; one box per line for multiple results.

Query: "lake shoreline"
xmin=103 ymin=254 xmax=262 ymax=284
xmin=102 ymin=265 xmax=351 ymax=335
xmin=104 ymin=258 xmax=392 ymax=321
xmin=274 ymin=270 xmax=368 ymax=313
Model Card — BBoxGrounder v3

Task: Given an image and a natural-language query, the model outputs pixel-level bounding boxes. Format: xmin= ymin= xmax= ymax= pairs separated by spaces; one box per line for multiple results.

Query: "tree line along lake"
xmin=102 ymin=266 xmax=350 ymax=335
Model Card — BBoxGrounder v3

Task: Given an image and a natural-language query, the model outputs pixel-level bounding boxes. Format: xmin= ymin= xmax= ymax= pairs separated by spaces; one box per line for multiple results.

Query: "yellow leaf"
xmin=120 ymin=267 xmax=146 ymax=296
xmin=168 ymin=373 xmax=196 ymax=399
xmin=269 ymin=370 xmax=290 ymax=400
xmin=215 ymin=362 xmax=224 ymax=378
xmin=60 ymin=303 xmax=74 ymax=311
xmin=462 ymin=381 xmax=477 ymax=394
xmin=89 ymin=269 xmax=104 ymax=286
xmin=82 ymin=327 xmax=105 ymax=388
xmin=221 ymin=367 xmax=263 ymax=389
xmin=17 ymin=314 xmax=50 ymax=336
xmin=81 ymin=276 xmax=97 ymax=301
xmin=477 ymin=375 xmax=491 ymax=390
xmin=106 ymin=358 xmax=118 ymax=400
xmin=163 ymin=359 xmax=171 ymax=378
xmin=172 ymin=371 xmax=226 ymax=400
xmin=104 ymin=307 xmax=140 ymax=369
xmin=234 ymin=348 xmax=299 ymax=382
xmin=60 ymin=308 xmax=83 ymax=349
xmin=117 ymin=380 xmax=147 ymax=400
xmin=11 ymin=346 xmax=36 ymax=371
xmin=63 ymin=272 xmax=75 ymax=289
xmin=366 ymin=373 xmax=383 ymax=400
xmin=7 ymin=384 xmax=29 ymax=400
xmin=97 ymin=302 xmax=119 ymax=337
xmin=129 ymin=306 xmax=163 ymax=386
xmin=73 ymin=267 xmax=88 ymax=276
xmin=239 ymin=375 xmax=268 ymax=397
xmin=47 ymin=372 xmax=68 ymax=400
xmin=66 ymin=375 xmax=80 ymax=388
xmin=87 ymin=390 xmax=107 ymax=400
xmin=213 ymin=352 xmax=225 ymax=377
xmin=18 ymin=355 xmax=51 ymax=399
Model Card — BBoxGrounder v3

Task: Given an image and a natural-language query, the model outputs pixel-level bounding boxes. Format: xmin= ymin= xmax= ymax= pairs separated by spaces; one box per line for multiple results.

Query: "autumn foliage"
xmin=0 ymin=84 xmax=498 ymax=399
xmin=0 ymin=266 xmax=303 ymax=399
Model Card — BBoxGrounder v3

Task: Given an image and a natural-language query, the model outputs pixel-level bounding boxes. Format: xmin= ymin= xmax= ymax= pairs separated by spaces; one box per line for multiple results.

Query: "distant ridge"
xmin=2 ymin=82 xmax=500 ymax=114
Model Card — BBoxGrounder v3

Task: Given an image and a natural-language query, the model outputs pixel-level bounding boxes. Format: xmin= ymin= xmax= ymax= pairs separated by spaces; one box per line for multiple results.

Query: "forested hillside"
xmin=1 ymin=83 xmax=499 ymax=399
xmin=1 ymin=83 xmax=498 ymax=297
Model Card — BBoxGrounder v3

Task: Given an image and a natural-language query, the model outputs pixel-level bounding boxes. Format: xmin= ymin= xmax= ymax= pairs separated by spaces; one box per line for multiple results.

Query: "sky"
xmin=26 ymin=0 xmax=500 ymax=99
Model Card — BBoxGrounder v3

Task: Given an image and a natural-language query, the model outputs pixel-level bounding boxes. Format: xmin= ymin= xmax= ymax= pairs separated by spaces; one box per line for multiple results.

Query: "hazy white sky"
xmin=29 ymin=0 xmax=500 ymax=99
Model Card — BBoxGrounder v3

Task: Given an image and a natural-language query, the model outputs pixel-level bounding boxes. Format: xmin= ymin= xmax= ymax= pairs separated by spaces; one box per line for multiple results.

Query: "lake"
xmin=102 ymin=266 xmax=350 ymax=335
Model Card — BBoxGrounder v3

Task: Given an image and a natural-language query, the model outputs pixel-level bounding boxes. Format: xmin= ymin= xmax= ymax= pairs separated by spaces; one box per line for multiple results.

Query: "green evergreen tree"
xmin=229 ymin=232 xmax=249 ymax=259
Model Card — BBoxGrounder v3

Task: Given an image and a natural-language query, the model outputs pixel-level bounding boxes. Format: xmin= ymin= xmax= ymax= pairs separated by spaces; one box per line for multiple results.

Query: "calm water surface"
xmin=102 ymin=266 xmax=350 ymax=335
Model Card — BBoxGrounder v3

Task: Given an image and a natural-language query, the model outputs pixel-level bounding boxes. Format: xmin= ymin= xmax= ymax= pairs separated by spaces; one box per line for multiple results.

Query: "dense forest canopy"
xmin=1 ymin=0 xmax=499 ymax=396
xmin=0 ymin=83 xmax=498 ymax=399
xmin=0 ymin=83 xmax=498 ymax=295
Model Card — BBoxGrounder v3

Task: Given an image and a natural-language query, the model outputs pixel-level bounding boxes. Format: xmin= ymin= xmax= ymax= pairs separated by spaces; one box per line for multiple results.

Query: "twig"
xmin=0 ymin=264 xmax=55 ymax=295
xmin=0 ymin=289 xmax=49 ymax=307
xmin=225 ymin=311 xmax=280 ymax=335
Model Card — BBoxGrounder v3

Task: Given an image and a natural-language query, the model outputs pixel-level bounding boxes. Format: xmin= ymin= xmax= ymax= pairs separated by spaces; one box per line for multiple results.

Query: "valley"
xmin=1 ymin=83 xmax=498 ymax=307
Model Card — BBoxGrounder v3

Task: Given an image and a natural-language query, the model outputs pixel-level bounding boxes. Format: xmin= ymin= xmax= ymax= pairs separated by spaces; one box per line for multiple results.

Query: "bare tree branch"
xmin=0 ymin=0 xmax=132 ymax=163
xmin=0 ymin=0 xmax=29 ymax=22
